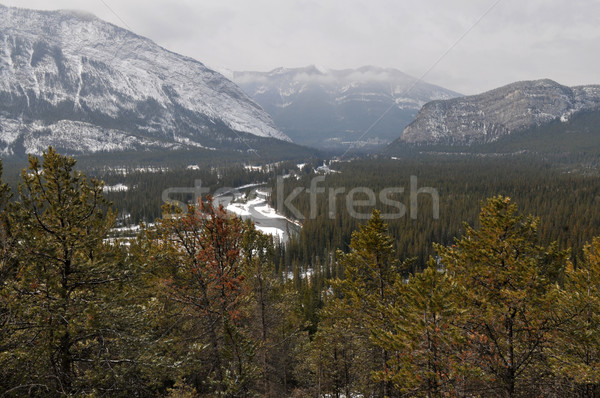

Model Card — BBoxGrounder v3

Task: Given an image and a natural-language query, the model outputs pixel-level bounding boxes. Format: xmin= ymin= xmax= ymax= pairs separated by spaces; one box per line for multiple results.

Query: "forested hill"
xmin=271 ymin=156 xmax=600 ymax=272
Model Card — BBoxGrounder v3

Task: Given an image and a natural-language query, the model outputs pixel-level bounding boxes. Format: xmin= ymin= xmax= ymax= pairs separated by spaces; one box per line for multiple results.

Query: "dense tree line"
xmin=2 ymin=148 xmax=600 ymax=396
xmin=271 ymin=157 xmax=600 ymax=273
xmin=52 ymin=155 xmax=600 ymax=275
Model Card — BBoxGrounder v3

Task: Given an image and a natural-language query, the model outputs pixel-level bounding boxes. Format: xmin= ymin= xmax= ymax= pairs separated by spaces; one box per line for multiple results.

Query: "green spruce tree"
xmin=329 ymin=210 xmax=403 ymax=397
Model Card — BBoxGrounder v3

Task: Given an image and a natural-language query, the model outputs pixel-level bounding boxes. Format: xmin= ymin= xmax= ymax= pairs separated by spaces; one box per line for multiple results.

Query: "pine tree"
xmin=144 ymin=198 xmax=258 ymax=396
xmin=372 ymin=260 xmax=464 ymax=397
xmin=301 ymin=297 xmax=363 ymax=397
xmin=551 ymin=236 xmax=600 ymax=396
xmin=330 ymin=209 xmax=403 ymax=397
xmin=0 ymin=147 xmax=142 ymax=396
xmin=437 ymin=196 xmax=567 ymax=397
xmin=0 ymin=158 xmax=17 ymax=394
xmin=242 ymin=223 xmax=276 ymax=396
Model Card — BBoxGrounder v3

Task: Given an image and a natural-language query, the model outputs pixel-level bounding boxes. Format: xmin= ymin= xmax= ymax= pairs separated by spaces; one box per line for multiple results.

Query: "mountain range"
xmin=395 ymin=79 xmax=600 ymax=145
xmin=0 ymin=5 xmax=296 ymax=160
xmin=233 ymin=66 xmax=461 ymax=150
xmin=3 ymin=4 xmax=600 ymax=164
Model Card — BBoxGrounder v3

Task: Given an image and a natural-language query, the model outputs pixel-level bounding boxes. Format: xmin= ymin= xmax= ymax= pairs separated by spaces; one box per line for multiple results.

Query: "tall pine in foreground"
xmin=0 ymin=148 xmax=142 ymax=396
xmin=323 ymin=210 xmax=403 ymax=397
xmin=242 ymin=223 xmax=308 ymax=397
xmin=372 ymin=260 xmax=464 ymax=397
xmin=551 ymin=237 xmax=600 ymax=396
xmin=143 ymin=199 xmax=259 ymax=396
xmin=0 ymin=158 xmax=17 ymax=394
xmin=438 ymin=196 xmax=567 ymax=397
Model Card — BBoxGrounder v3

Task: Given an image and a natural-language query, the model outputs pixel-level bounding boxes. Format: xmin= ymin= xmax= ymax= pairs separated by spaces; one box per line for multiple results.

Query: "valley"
xmin=1 ymin=2 xmax=600 ymax=397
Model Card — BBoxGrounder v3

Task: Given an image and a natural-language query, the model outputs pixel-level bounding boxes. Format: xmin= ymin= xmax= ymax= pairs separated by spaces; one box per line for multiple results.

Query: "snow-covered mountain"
xmin=0 ymin=5 xmax=290 ymax=157
xmin=397 ymin=79 xmax=600 ymax=144
xmin=233 ymin=66 xmax=461 ymax=150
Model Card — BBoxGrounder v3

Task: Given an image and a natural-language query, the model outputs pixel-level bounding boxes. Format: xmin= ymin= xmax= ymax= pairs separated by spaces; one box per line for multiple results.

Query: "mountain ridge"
xmin=396 ymin=78 xmax=600 ymax=145
xmin=0 ymin=4 xmax=291 ymax=157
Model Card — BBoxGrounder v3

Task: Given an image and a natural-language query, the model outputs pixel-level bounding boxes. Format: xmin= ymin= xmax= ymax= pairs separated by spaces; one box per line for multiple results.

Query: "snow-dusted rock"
xmin=0 ymin=5 xmax=289 ymax=156
xmin=400 ymin=79 xmax=600 ymax=144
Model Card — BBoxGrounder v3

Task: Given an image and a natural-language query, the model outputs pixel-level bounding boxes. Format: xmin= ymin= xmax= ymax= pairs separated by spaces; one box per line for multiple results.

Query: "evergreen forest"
xmin=1 ymin=148 xmax=600 ymax=397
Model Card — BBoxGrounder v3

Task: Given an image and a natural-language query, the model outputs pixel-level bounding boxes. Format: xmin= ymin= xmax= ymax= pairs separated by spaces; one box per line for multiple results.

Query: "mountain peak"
xmin=233 ymin=66 xmax=461 ymax=150
xmin=0 ymin=5 xmax=290 ymax=157
xmin=57 ymin=8 xmax=99 ymax=21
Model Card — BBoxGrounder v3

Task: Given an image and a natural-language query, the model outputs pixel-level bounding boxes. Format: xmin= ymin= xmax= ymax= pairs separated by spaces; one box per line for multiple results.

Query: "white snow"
xmin=226 ymin=203 xmax=251 ymax=217
xmin=255 ymin=226 xmax=285 ymax=240
xmin=19 ymin=120 xmax=168 ymax=155
xmin=102 ymin=166 xmax=169 ymax=176
xmin=235 ymin=182 xmax=266 ymax=191
xmin=103 ymin=183 xmax=128 ymax=192
xmin=254 ymin=202 xmax=286 ymax=220
xmin=174 ymin=136 xmax=216 ymax=150
xmin=0 ymin=5 xmax=292 ymax=156
xmin=225 ymin=196 xmax=293 ymax=240
xmin=111 ymin=224 xmax=142 ymax=233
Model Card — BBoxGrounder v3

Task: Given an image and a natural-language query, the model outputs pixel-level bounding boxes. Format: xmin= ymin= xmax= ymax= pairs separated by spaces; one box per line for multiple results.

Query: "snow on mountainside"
xmin=233 ymin=66 xmax=461 ymax=150
xmin=0 ymin=5 xmax=290 ymax=157
xmin=398 ymin=79 xmax=600 ymax=144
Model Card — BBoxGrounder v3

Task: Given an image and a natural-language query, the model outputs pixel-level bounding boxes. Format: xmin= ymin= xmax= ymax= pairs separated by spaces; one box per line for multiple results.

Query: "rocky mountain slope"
xmin=0 ymin=5 xmax=291 ymax=158
xmin=233 ymin=66 xmax=461 ymax=150
xmin=397 ymin=79 xmax=600 ymax=144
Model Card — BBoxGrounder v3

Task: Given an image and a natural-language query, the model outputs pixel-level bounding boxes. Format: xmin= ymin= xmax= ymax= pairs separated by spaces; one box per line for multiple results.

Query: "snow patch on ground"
xmin=225 ymin=194 xmax=300 ymax=239
xmin=254 ymin=203 xmax=286 ymax=220
xmin=102 ymin=166 xmax=169 ymax=176
xmin=244 ymin=165 xmax=264 ymax=172
xmin=226 ymin=203 xmax=251 ymax=217
xmin=103 ymin=183 xmax=128 ymax=192
xmin=255 ymin=226 xmax=285 ymax=240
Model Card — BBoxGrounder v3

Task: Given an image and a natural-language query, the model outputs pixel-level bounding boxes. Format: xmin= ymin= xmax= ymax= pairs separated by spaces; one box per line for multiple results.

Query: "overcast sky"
xmin=3 ymin=0 xmax=599 ymax=94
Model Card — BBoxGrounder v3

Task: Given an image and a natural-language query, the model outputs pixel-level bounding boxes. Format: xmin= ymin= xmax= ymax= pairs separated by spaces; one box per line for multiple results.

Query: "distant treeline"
xmin=271 ymin=157 xmax=600 ymax=273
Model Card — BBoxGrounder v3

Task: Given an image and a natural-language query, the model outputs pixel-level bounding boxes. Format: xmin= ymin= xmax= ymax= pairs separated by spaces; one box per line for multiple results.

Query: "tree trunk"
xmin=58 ymin=256 xmax=73 ymax=394
xmin=506 ymin=310 xmax=516 ymax=398
xmin=208 ymin=321 xmax=224 ymax=393
xmin=258 ymin=273 xmax=270 ymax=397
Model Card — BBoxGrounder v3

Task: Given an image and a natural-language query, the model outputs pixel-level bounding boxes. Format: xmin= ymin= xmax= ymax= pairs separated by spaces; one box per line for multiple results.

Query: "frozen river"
xmin=213 ymin=185 xmax=301 ymax=243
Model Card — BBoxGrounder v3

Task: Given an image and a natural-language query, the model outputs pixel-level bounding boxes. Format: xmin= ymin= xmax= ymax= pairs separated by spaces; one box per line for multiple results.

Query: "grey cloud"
xmin=3 ymin=0 xmax=599 ymax=94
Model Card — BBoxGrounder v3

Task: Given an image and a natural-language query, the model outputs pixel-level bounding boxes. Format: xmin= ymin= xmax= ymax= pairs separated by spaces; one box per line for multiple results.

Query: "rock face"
xmin=233 ymin=66 xmax=461 ymax=149
xmin=399 ymin=79 xmax=600 ymax=144
xmin=0 ymin=5 xmax=290 ymax=157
